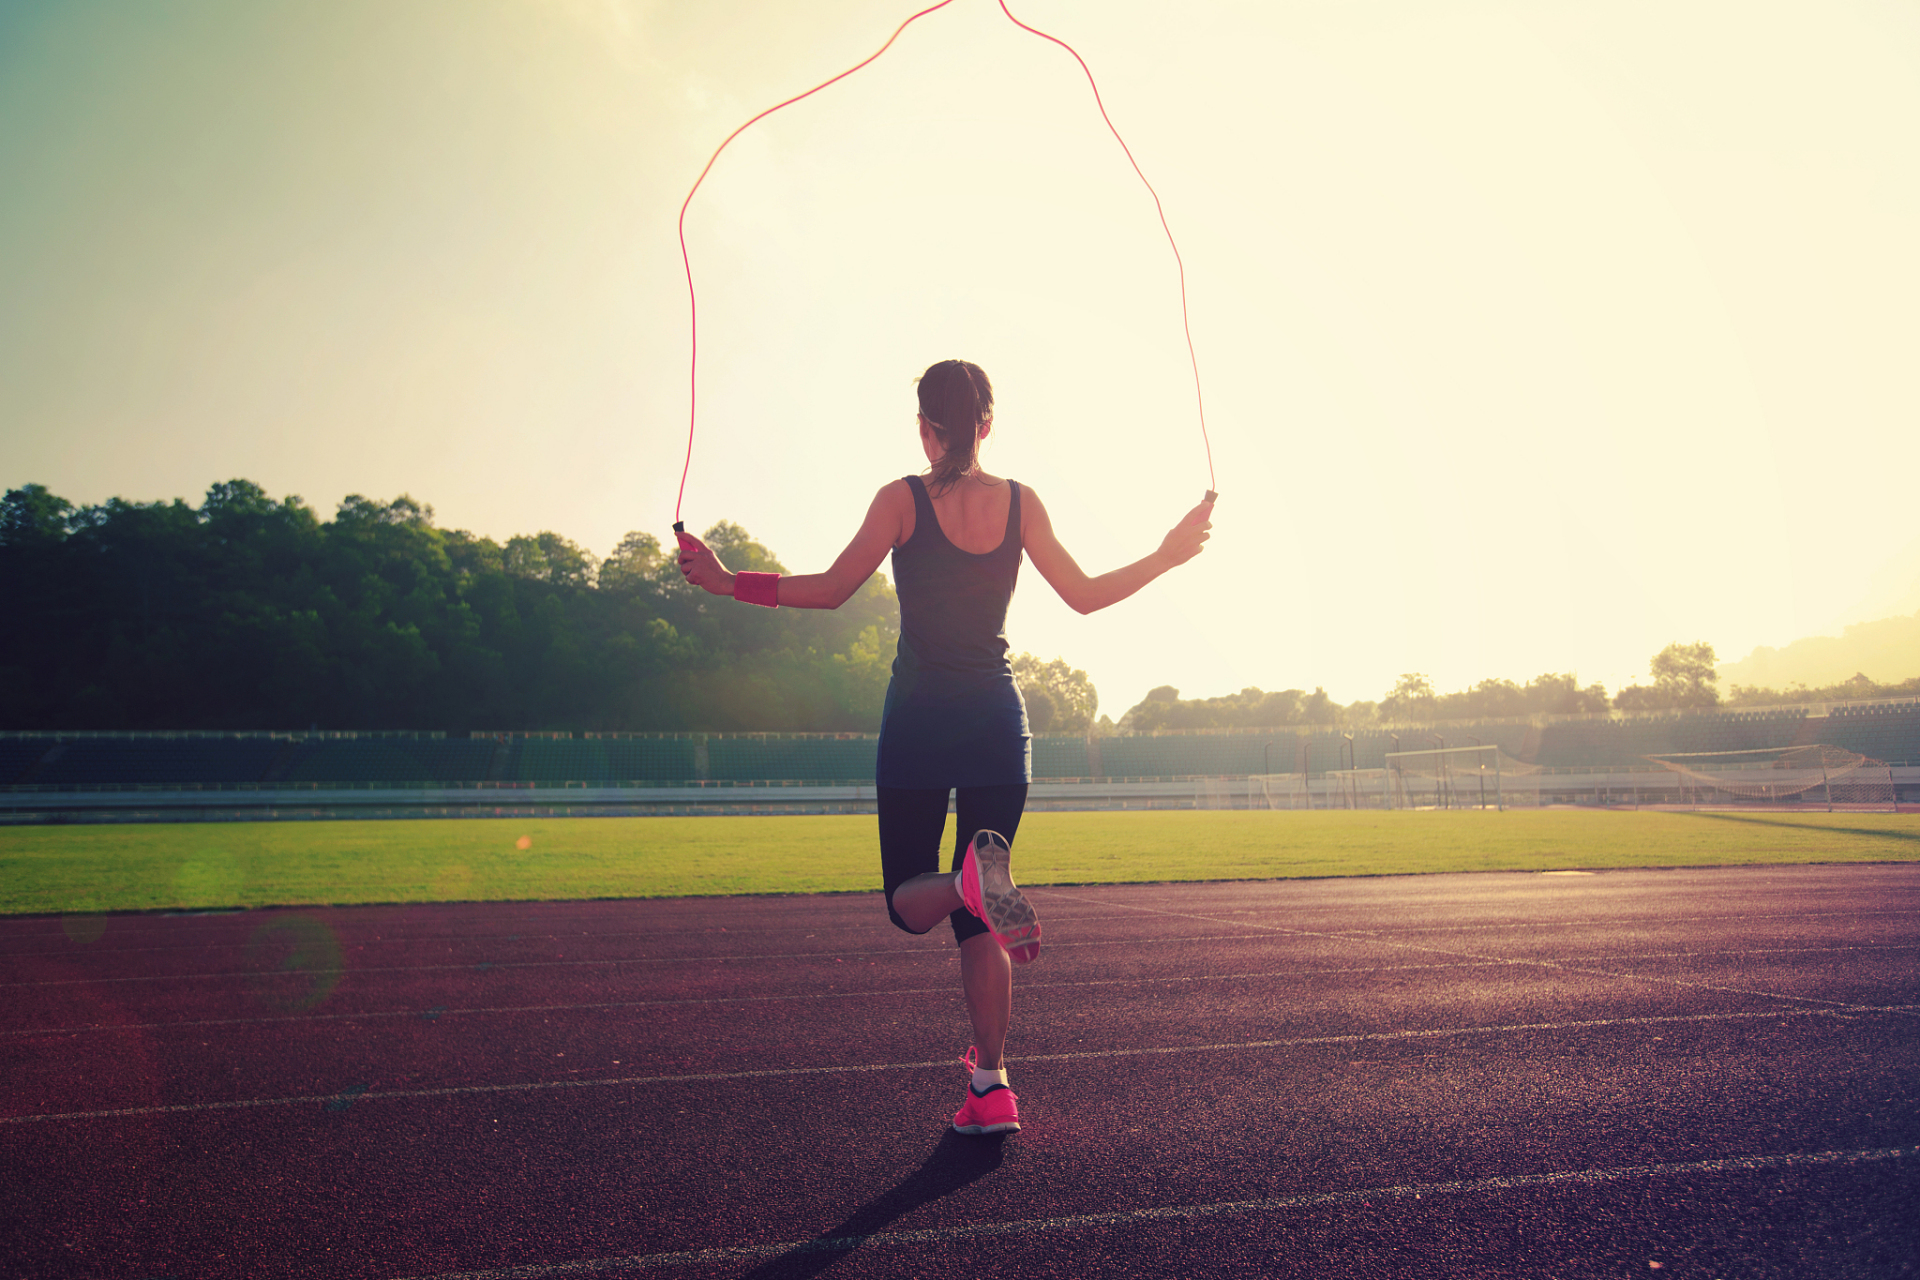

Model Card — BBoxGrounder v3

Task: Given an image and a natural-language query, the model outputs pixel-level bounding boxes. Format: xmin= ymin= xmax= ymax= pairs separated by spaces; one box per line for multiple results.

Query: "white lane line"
xmin=14 ymin=925 xmax=1918 ymax=993
xmin=1041 ymin=889 xmax=1920 ymax=1018
xmin=0 ymin=931 xmax=1318 ymax=989
xmin=0 ymin=939 xmax=1251 ymax=990
xmin=0 ymin=950 xmax=945 ymax=988
xmin=385 ymin=1145 xmax=1920 ymax=1278
xmin=0 ymin=901 xmax=1287 ymax=954
xmin=0 ymin=929 xmax=1267 ymax=971
xmin=13 ymin=949 xmax=1919 ymax=1039
xmin=3 ymin=961 xmax=1531 ymax=1036
xmin=0 ymin=921 xmax=928 ymax=958
xmin=1113 ymin=906 xmax=1920 ymax=936
xmin=9 ymin=898 xmax=1916 ymax=956
xmin=7 ymin=1005 xmax=1913 ymax=1126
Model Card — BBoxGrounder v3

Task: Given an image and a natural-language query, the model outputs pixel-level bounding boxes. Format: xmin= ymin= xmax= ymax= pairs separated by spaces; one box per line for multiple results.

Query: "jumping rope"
xmin=672 ymin=0 xmax=1215 ymax=537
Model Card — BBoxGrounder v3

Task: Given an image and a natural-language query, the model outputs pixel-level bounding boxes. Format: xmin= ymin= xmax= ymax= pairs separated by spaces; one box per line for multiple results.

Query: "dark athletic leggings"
xmin=878 ymin=784 xmax=1030 ymax=943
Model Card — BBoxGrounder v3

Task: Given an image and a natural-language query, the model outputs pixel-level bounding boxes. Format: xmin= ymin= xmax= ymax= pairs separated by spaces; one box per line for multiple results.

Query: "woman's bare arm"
xmin=1022 ymin=487 xmax=1213 ymax=615
xmin=676 ymin=481 xmax=911 ymax=609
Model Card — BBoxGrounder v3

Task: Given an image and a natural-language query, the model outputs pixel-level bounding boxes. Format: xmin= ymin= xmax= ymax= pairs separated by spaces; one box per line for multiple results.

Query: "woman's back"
xmin=890 ymin=474 xmax=1023 ymax=686
xmin=919 ymin=472 xmax=1014 ymax=555
xmin=879 ymin=473 xmax=1029 ymax=789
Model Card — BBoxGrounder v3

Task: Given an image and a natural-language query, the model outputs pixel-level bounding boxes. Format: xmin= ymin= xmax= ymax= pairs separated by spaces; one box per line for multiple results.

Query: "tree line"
xmin=9 ymin=480 xmax=1900 ymax=735
xmin=1115 ymin=667 xmax=1626 ymax=732
xmin=0 ymin=480 xmax=901 ymax=732
xmin=1114 ymin=641 xmax=1917 ymax=732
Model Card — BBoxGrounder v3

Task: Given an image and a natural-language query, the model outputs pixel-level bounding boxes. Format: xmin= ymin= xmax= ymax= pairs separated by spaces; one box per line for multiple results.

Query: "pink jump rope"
xmin=672 ymin=0 xmax=1216 ymax=546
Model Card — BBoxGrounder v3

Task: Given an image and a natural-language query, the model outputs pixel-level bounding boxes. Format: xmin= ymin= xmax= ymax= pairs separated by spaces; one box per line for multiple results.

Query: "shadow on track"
xmin=738 ymin=1130 xmax=1010 ymax=1279
xmin=1687 ymin=811 xmax=1920 ymax=845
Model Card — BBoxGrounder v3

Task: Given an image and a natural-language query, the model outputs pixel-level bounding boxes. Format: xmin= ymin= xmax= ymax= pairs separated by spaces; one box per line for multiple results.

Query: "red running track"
xmin=4 ymin=865 xmax=1919 ymax=1278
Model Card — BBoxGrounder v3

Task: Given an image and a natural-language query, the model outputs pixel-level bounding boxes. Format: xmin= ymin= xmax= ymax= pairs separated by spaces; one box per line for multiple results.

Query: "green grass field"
xmin=4 ymin=808 xmax=1918 ymax=916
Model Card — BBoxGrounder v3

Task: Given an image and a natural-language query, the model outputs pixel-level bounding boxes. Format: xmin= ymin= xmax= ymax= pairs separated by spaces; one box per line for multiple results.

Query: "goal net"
xmin=1321 ymin=768 xmax=1393 ymax=809
xmin=1247 ymin=773 xmax=1314 ymax=810
xmin=1194 ymin=776 xmax=1247 ymax=810
xmin=1644 ymin=745 xmax=1896 ymax=811
xmin=1383 ymin=744 xmax=1541 ymax=810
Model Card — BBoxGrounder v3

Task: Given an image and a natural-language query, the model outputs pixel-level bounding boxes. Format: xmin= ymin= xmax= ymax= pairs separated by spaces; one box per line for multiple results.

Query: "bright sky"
xmin=3 ymin=0 xmax=1918 ymax=716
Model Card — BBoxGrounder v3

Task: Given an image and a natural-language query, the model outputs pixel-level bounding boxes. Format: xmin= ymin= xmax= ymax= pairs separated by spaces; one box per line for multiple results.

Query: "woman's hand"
xmin=676 ymin=530 xmax=736 ymax=597
xmin=1155 ymin=498 xmax=1214 ymax=567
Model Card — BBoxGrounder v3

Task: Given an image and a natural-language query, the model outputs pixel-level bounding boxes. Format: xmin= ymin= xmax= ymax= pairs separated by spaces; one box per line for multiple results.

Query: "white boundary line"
xmin=1256 ymin=906 xmax=1920 ymax=936
xmin=6 ymin=1005 xmax=1913 ymax=1127
xmin=384 ymin=1145 xmax=1919 ymax=1278
xmin=0 ymin=950 xmax=944 ymax=989
xmin=8 ymin=946 xmax=1918 ymax=1039
xmin=1039 ymin=889 xmax=1920 ymax=1018
xmin=5 ymin=899 xmax=1915 ymax=954
xmin=5 ymin=962 xmax=1521 ymax=1036
xmin=10 ymin=917 xmax=1919 ymax=989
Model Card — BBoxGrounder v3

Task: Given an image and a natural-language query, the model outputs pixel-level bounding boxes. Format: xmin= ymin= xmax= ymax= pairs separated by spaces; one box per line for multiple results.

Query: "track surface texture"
xmin=5 ymin=864 xmax=1918 ymax=1278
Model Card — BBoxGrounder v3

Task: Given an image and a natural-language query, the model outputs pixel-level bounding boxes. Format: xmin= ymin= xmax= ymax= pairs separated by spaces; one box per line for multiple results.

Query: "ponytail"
xmin=915 ymin=359 xmax=995 ymax=496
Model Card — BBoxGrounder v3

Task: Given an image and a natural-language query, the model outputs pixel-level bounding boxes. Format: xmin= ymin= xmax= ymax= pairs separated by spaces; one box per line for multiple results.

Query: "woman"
xmin=676 ymin=358 xmax=1213 ymax=1135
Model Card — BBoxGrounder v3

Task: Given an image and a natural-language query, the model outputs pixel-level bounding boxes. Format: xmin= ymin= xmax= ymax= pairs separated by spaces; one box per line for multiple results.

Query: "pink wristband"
xmin=734 ymin=571 xmax=780 ymax=608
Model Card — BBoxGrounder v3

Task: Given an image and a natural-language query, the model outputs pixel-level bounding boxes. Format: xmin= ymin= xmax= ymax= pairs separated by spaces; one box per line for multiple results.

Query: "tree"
xmin=1652 ymin=642 xmax=1719 ymax=707
xmin=1467 ymin=678 xmax=1527 ymax=719
xmin=504 ymin=532 xmax=598 ymax=587
xmin=0 ymin=484 xmax=73 ymax=545
xmin=1118 ymin=685 xmax=1322 ymax=731
xmin=828 ymin=625 xmax=892 ymax=724
xmin=1616 ymin=641 xmax=1719 ymax=711
xmin=1379 ymin=673 xmax=1436 ymax=722
xmin=0 ymin=479 xmax=898 ymax=732
xmin=336 ymin=493 xmax=432 ymax=527
xmin=599 ymin=531 xmax=663 ymax=593
xmin=1523 ymin=672 xmax=1610 ymax=716
xmin=698 ymin=521 xmax=785 ymax=574
xmin=1727 ymin=671 xmax=1920 ymax=707
xmin=1021 ymin=682 xmax=1060 ymax=733
xmin=1611 ymin=684 xmax=1665 ymax=712
xmin=1012 ymin=653 xmax=1099 ymax=733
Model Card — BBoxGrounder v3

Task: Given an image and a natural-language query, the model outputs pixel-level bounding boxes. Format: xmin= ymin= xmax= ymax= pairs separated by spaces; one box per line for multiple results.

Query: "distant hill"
xmin=1719 ymin=611 xmax=1920 ymax=691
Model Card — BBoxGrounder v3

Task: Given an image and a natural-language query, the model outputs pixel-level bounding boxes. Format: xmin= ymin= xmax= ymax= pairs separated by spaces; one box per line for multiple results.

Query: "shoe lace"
xmin=961 ymin=1045 xmax=978 ymax=1075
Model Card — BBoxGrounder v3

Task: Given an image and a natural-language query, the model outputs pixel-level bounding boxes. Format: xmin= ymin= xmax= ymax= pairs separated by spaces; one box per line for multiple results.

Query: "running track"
xmin=4 ymin=864 xmax=1917 ymax=1278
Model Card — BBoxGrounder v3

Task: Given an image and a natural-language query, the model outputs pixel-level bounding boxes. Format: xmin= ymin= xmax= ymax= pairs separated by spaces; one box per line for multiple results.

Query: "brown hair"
xmin=915 ymin=359 xmax=996 ymax=496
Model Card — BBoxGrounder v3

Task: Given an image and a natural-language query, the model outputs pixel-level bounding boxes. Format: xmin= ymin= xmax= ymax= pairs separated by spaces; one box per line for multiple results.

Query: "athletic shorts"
xmin=877 ymin=783 xmax=1029 ymax=943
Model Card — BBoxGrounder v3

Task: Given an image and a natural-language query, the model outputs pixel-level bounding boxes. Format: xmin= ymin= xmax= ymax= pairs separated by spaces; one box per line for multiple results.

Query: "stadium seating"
xmin=1669 ymin=708 xmax=1805 ymax=755
xmin=279 ymin=738 xmax=495 ymax=783
xmin=0 ymin=738 xmax=57 ymax=784
xmin=708 ymin=736 xmax=878 ymax=782
xmin=1822 ymin=703 xmax=1920 ymax=765
xmin=1100 ymin=734 xmax=1272 ymax=778
xmin=1534 ymin=718 xmax=1678 ymax=768
xmin=511 ymin=737 xmax=698 ymax=783
xmin=1031 ymin=736 xmax=1090 ymax=779
xmin=1534 ymin=707 xmax=1851 ymax=768
xmin=32 ymin=737 xmax=284 ymax=786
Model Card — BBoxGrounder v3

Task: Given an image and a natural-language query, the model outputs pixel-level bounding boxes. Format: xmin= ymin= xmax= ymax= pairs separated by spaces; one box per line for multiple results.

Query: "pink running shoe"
xmin=952 ymin=1047 xmax=1020 ymax=1135
xmin=958 ymin=829 xmax=1041 ymax=964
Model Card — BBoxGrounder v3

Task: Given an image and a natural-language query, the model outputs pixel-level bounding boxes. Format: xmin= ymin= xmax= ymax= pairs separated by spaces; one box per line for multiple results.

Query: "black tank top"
xmin=875 ymin=475 xmax=1032 ymax=788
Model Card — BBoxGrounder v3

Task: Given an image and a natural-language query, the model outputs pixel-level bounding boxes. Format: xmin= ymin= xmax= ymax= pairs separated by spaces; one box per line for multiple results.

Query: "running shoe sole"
xmin=952 ymin=1093 xmax=1021 ymax=1135
xmin=962 ymin=829 xmax=1041 ymax=964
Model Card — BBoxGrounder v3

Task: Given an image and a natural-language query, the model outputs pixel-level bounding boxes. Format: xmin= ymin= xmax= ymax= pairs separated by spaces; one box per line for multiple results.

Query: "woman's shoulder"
xmin=871 ymin=478 xmax=917 ymax=546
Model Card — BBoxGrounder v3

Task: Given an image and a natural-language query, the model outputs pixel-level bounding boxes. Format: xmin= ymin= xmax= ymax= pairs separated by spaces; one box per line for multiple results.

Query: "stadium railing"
xmin=3 ymin=703 xmax=1916 ymax=820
